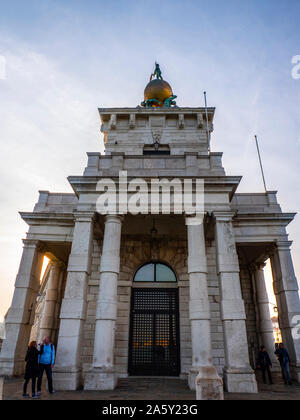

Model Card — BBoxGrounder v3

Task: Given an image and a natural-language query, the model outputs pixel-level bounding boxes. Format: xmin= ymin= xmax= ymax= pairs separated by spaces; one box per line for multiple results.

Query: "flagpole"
xmin=203 ymin=91 xmax=211 ymax=154
xmin=254 ymin=135 xmax=267 ymax=193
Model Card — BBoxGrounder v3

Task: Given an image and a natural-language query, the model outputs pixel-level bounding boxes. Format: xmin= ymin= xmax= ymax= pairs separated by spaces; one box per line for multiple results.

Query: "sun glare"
xmin=40 ymin=256 xmax=50 ymax=281
xmin=264 ymin=259 xmax=282 ymax=343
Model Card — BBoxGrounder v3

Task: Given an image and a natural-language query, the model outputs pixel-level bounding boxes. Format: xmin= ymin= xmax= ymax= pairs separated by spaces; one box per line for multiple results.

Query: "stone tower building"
xmin=1 ymin=67 xmax=300 ymax=395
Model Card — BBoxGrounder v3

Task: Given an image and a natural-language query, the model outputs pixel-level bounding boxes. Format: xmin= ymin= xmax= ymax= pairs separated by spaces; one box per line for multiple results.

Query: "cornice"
xmin=20 ymin=212 xmax=75 ymax=226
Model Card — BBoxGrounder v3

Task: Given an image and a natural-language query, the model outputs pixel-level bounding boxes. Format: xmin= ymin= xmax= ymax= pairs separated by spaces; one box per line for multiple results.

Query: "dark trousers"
xmin=37 ymin=364 xmax=53 ymax=392
xmin=23 ymin=376 xmax=37 ymax=395
xmin=261 ymin=365 xmax=273 ymax=384
xmin=280 ymin=361 xmax=292 ymax=384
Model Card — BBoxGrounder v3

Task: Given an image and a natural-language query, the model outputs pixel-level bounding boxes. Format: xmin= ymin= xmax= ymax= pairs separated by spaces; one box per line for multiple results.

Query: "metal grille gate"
xmin=128 ymin=288 xmax=180 ymax=376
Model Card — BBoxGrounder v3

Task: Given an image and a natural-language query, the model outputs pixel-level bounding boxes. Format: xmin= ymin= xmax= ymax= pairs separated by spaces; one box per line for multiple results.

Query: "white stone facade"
xmin=1 ymin=105 xmax=300 ymax=395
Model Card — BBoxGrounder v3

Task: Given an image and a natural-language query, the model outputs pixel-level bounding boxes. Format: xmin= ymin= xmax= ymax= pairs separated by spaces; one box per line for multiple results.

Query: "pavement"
xmin=2 ymin=372 xmax=300 ymax=400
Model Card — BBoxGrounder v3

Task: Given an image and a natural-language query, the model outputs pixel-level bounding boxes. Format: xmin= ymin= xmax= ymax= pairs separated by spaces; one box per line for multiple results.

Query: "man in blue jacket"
xmin=275 ymin=343 xmax=292 ymax=385
xmin=37 ymin=336 xmax=55 ymax=395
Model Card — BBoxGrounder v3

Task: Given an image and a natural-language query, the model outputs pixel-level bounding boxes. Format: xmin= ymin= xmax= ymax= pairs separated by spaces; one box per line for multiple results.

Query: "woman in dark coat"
xmin=23 ymin=341 xmax=40 ymax=398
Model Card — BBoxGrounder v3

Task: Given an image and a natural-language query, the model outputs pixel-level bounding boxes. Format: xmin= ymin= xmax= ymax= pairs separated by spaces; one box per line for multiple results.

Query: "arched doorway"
xmin=128 ymin=262 xmax=180 ymax=376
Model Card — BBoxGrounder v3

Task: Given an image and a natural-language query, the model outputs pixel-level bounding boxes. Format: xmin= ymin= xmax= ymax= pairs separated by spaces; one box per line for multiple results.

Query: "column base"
xmin=53 ymin=367 xmax=81 ymax=390
xmin=84 ymin=367 xmax=118 ymax=390
xmin=0 ymin=357 xmax=24 ymax=376
xmin=188 ymin=368 xmax=198 ymax=391
xmin=223 ymin=368 xmax=258 ymax=393
xmin=192 ymin=366 xmax=224 ymax=400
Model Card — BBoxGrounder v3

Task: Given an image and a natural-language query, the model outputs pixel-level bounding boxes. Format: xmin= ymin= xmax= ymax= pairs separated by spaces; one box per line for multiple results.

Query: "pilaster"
xmin=214 ymin=211 xmax=257 ymax=393
xmin=54 ymin=212 xmax=94 ymax=390
xmin=0 ymin=239 xmax=44 ymax=376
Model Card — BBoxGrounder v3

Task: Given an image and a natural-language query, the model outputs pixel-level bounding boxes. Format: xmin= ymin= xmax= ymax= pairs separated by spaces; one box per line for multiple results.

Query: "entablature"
xmin=83 ymin=152 xmax=225 ymax=177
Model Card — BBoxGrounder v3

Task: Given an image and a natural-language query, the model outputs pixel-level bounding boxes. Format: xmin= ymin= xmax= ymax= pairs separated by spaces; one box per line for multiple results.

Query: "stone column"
xmin=186 ymin=217 xmax=223 ymax=399
xmin=214 ymin=212 xmax=257 ymax=393
xmin=252 ymin=263 xmax=276 ymax=362
xmin=84 ymin=215 xmax=123 ymax=390
xmin=39 ymin=261 xmax=61 ymax=343
xmin=54 ymin=212 xmax=94 ymax=390
xmin=0 ymin=239 xmax=44 ymax=376
xmin=270 ymin=241 xmax=300 ymax=382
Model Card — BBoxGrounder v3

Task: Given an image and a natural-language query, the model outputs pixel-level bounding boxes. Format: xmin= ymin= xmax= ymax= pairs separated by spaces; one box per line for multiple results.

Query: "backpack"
xmin=40 ymin=343 xmax=54 ymax=355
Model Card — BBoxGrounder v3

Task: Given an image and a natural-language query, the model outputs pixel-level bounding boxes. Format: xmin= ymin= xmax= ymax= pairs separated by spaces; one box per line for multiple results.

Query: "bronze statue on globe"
xmin=150 ymin=62 xmax=163 ymax=81
xmin=163 ymin=95 xmax=177 ymax=107
xmin=140 ymin=63 xmax=177 ymax=108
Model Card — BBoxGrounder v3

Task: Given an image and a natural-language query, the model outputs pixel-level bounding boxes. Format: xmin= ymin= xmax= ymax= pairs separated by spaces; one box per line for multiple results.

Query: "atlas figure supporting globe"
xmin=141 ymin=63 xmax=177 ymax=108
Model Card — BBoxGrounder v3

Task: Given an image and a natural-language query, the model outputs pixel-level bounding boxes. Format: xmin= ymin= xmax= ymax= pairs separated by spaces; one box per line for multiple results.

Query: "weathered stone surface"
xmin=84 ymin=367 xmax=117 ymax=391
xmin=195 ymin=366 xmax=224 ymax=400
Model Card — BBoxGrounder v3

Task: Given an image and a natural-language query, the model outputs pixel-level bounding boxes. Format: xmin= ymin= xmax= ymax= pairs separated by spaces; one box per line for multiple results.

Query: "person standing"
xmin=275 ymin=343 xmax=292 ymax=385
xmin=23 ymin=341 xmax=40 ymax=398
xmin=37 ymin=336 xmax=55 ymax=395
xmin=257 ymin=345 xmax=273 ymax=384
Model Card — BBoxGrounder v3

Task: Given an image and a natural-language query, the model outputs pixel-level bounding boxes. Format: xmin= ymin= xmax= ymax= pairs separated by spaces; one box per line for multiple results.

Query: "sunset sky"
xmin=0 ymin=0 xmax=300 ymax=318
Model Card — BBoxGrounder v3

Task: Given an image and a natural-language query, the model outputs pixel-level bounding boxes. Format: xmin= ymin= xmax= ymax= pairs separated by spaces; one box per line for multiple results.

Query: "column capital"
xmin=250 ymin=261 xmax=266 ymax=272
xmin=74 ymin=211 xmax=95 ymax=223
xmin=48 ymin=260 xmax=57 ymax=268
xmin=265 ymin=243 xmax=277 ymax=258
xmin=185 ymin=214 xmax=205 ymax=226
xmin=48 ymin=259 xmax=66 ymax=270
xmin=22 ymin=238 xmax=38 ymax=247
xmin=276 ymin=240 xmax=293 ymax=251
xmin=22 ymin=239 xmax=45 ymax=252
xmin=104 ymin=214 xmax=124 ymax=224
xmin=213 ymin=211 xmax=236 ymax=222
